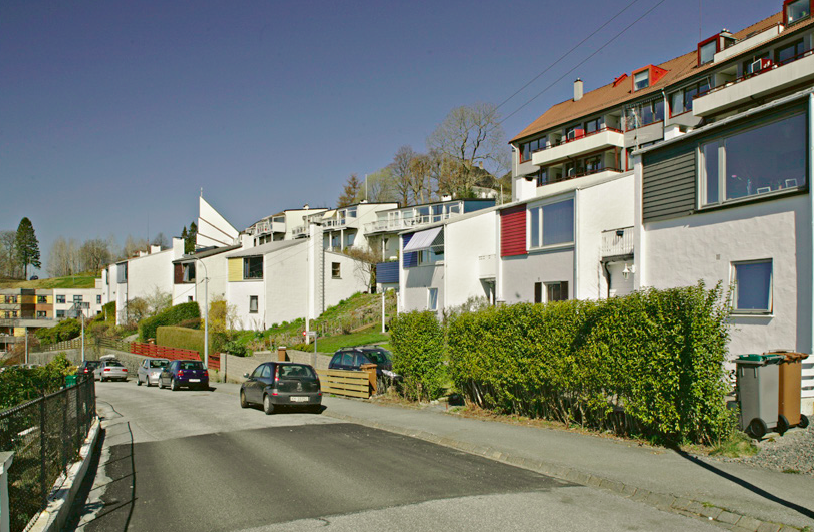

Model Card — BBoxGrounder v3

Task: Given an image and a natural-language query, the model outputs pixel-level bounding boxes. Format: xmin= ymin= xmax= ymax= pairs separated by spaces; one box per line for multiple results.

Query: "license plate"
xmin=290 ymin=396 xmax=309 ymax=403
xmin=189 ymin=379 xmax=201 ymax=383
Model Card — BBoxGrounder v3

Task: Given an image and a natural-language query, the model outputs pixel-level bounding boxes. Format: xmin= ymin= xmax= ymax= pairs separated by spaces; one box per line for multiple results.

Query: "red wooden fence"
xmin=129 ymin=342 xmax=221 ymax=371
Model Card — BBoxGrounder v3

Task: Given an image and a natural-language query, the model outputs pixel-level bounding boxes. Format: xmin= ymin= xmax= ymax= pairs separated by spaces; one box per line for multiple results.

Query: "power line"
xmin=499 ymin=0 xmax=668 ymax=125
xmin=495 ymin=0 xmax=641 ymax=111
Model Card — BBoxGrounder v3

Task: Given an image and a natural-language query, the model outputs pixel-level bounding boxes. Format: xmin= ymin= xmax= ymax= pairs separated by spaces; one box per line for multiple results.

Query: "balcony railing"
xmin=532 ymin=126 xmax=623 ymax=154
xmin=364 ymin=213 xmax=454 ymax=234
xmin=478 ymin=254 xmax=497 ymax=279
xmin=694 ymin=49 xmax=814 ymax=116
xmin=601 ymin=227 xmax=634 ymax=258
xmin=532 ymin=128 xmax=625 ymax=167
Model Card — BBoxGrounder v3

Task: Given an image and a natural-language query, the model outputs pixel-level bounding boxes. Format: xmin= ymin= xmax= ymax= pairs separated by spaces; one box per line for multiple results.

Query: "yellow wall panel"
xmin=228 ymin=258 xmax=243 ymax=282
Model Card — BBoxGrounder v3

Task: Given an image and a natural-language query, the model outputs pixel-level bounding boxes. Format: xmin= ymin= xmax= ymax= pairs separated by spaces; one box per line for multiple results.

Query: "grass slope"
xmin=0 ymin=274 xmax=99 ymax=289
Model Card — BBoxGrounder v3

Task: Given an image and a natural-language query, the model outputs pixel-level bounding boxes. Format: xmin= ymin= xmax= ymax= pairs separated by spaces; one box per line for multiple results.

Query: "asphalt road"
xmin=66 ymin=381 xmax=720 ymax=532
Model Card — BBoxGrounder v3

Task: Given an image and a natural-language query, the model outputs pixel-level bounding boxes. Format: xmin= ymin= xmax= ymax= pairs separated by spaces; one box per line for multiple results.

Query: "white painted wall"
xmin=500 ymin=250 xmax=575 ymax=304
xmin=444 ymin=211 xmax=497 ymax=308
xmin=641 ymin=194 xmax=811 ymax=357
xmin=322 ymin=250 xmax=370 ymax=309
xmin=52 ymin=288 xmax=104 ymax=318
xmin=229 ymin=279 xmax=265 ymax=331
xmin=402 ymin=264 xmax=444 ymax=313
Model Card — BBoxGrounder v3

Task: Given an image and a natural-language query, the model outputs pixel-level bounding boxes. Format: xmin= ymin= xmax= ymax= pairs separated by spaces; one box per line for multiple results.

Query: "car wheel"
xmin=308 ymin=405 xmax=321 ymax=415
xmin=240 ymin=391 xmax=249 ymax=408
xmin=137 ymin=378 xmax=142 ymax=386
xmin=263 ymin=394 xmax=275 ymax=415
xmin=171 ymin=378 xmax=180 ymax=392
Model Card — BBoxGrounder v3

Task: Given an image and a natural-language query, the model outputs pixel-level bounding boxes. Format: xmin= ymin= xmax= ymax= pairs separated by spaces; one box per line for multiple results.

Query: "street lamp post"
xmin=195 ymin=258 xmax=209 ymax=370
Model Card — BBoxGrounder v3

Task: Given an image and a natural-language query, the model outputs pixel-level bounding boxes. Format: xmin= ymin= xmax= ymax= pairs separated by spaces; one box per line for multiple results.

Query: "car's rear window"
xmin=277 ymin=364 xmax=316 ymax=380
xmin=362 ymin=349 xmax=391 ymax=364
xmin=86 ymin=361 xmax=100 ymax=368
xmin=105 ymin=361 xmax=124 ymax=367
xmin=179 ymin=361 xmax=203 ymax=370
xmin=149 ymin=360 xmax=168 ymax=368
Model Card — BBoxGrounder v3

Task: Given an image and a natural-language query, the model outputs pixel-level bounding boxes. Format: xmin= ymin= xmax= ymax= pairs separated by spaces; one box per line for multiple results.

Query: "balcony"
xmin=291 ymin=225 xmax=308 ymax=238
xmin=249 ymin=220 xmax=285 ymax=235
xmin=601 ymin=227 xmax=634 ymax=259
xmin=364 ymin=213 xmax=453 ymax=234
xmin=531 ymin=127 xmax=624 ymax=167
xmin=693 ymin=51 xmax=814 ymax=117
xmin=478 ymin=254 xmax=497 ymax=279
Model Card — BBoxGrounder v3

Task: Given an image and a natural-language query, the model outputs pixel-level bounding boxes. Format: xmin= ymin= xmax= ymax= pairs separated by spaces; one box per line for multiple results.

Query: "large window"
xmin=546 ymin=281 xmax=569 ymax=302
xmin=699 ymin=40 xmax=717 ymax=64
xmin=775 ymin=39 xmax=806 ymax=64
xmin=73 ymin=294 xmax=83 ymax=303
xmin=183 ymin=263 xmax=196 ymax=283
xmin=37 ymin=295 xmax=47 ymax=303
xmin=244 ymin=256 xmax=263 ymax=279
xmin=626 ymin=100 xmax=664 ymax=130
xmin=519 ymin=136 xmax=546 ymax=162
xmin=529 ymin=199 xmax=574 ymax=249
xmin=669 ymin=79 xmax=711 ymax=116
xmin=700 ymin=113 xmax=807 ymax=206
xmin=584 ymin=116 xmax=605 ymax=134
xmin=733 ymin=260 xmax=772 ymax=313
xmin=786 ymin=0 xmax=811 ymax=24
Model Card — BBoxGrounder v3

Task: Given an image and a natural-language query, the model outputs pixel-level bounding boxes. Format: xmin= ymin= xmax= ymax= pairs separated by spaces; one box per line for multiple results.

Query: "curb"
xmin=28 ymin=418 xmax=101 ymax=532
xmin=323 ymin=411 xmax=807 ymax=532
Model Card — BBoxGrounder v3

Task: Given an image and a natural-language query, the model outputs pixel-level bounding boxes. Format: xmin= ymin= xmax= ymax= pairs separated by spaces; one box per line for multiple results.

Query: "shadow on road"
xmin=673 ymin=448 xmax=814 ymax=520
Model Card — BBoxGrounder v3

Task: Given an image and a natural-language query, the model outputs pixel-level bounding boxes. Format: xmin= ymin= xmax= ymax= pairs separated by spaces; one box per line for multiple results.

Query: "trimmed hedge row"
xmin=389 ymin=310 xmax=446 ymax=402
xmin=156 ymin=326 xmax=207 ymax=355
xmin=392 ymin=282 xmax=736 ymax=445
xmin=139 ymin=301 xmax=200 ymax=341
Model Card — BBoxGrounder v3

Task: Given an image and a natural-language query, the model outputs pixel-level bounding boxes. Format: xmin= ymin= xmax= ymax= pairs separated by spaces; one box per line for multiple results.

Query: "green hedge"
xmin=389 ymin=310 xmax=446 ymax=401
xmin=156 ymin=326 xmax=208 ymax=355
xmin=34 ymin=318 xmax=81 ymax=345
xmin=0 ymin=354 xmax=75 ymax=409
xmin=445 ymin=282 xmax=735 ymax=445
xmin=139 ymin=301 xmax=200 ymax=341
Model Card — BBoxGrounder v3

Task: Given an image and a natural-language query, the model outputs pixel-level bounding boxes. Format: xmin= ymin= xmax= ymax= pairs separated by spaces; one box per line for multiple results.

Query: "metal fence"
xmin=0 ymin=376 xmax=96 ymax=532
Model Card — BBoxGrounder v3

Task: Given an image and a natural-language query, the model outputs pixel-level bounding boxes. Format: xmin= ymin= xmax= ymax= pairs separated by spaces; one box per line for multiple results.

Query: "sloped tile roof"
xmin=511 ymin=11 xmax=790 ymax=142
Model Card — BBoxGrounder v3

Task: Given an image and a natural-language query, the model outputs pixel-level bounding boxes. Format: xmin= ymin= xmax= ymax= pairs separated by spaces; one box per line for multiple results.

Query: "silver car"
xmin=100 ymin=359 xmax=129 ymax=382
xmin=137 ymin=358 xmax=170 ymax=387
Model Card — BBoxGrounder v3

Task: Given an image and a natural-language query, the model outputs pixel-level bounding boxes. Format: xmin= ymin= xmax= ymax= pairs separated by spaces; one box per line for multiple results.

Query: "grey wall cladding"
xmin=642 ymin=145 xmax=696 ymax=222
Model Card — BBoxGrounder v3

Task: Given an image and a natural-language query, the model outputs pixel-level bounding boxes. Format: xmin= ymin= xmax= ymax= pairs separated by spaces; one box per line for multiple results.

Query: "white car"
xmin=137 ymin=358 xmax=170 ymax=387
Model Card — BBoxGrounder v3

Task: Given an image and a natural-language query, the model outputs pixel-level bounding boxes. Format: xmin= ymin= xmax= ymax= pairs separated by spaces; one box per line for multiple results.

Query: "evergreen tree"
xmin=337 ymin=174 xmax=362 ymax=208
xmin=15 ymin=217 xmax=40 ymax=279
xmin=185 ymin=221 xmax=198 ymax=253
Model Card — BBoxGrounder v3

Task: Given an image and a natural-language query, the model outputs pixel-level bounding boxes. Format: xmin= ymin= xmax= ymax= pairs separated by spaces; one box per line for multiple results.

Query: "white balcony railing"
xmin=693 ymin=51 xmax=814 ymax=117
xmin=364 ymin=213 xmax=454 ymax=234
xmin=601 ymin=227 xmax=634 ymax=258
xmin=531 ymin=127 xmax=625 ymax=167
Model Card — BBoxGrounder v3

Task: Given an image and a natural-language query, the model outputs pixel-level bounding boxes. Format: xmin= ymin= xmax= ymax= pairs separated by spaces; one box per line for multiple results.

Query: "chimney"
xmin=573 ymin=78 xmax=584 ymax=101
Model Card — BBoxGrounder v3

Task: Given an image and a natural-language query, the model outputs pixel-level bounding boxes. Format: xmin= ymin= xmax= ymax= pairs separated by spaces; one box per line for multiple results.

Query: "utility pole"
xmin=24 ymin=327 xmax=28 ymax=365
xmin=381 ymin=289 xmax=386 ymax=333
xmin=195 ymin=258 xmax=209 ymax=371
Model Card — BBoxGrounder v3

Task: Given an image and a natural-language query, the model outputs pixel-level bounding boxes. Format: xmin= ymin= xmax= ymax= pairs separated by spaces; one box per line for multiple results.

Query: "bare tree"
xmin=344 ymin=246 xmax=383 ymax=291
xmin=427 ymin=102 xmax=508 ymax=197
xmin=0 ymin=230 xmax=20 ymax=278
xmin=151 ymin=232 xmax=169 ymax=249
xmin=47 ymin=237 xmax=69 ymax=276
xmin=145 ymin=286 xmax=172 ymax=315
xmin=123 ymin=235 xmax=149 ymax=258
xmin=79 ymin=238 xmax=111 ymax=272
xmin=365 ymin=166 xmax=397 ymax=203
xmin=389 ymin=146 xmax=414 ymax=206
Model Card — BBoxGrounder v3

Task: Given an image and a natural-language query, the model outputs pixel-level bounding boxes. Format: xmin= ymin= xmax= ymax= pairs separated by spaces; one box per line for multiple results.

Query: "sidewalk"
xmin=211 ymin=383 xmax=814 ymax=530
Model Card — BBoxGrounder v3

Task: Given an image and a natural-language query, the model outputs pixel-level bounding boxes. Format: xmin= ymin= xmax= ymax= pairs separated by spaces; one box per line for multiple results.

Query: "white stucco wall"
xmin=229 ymin=279 xmax=265 ymax=331
xmin=52 ymin=288 xmax=104 ymax=319
xmin=265 ymin=244 xmax=309 ymax=328
xmin=127 ymin=249 xmax=176 ymax=300
xmin=444 ymin=211 xmax=497 ymax=308
xmin=640 ymin=194 xmax=812 ymax=357
xmin=500 ymin=249 xmax=575 ymax=304
xmin=322 ymin=251 xmax=370 ymax=309
xmin=402 ymin=264 xmax=444 ymax=313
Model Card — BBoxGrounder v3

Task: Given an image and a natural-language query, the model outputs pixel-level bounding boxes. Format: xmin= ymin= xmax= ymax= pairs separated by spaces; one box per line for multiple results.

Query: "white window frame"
xmin=427 ymin=287 xmax=438 ymax=311
xmin=732 ymin=259 xmax=773 ymax=314
xmin=527 ymin=197 xmax=575 ymax=251
xmin=249 ymin=295 xmax=259 ymax=314
xmin=698 ymin=112 xmax=806 ymax=209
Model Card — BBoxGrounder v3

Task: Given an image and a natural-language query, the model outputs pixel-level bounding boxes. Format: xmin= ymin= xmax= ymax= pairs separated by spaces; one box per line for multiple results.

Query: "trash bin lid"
xmin=736 ymin=353 xmax=784 ymax=364
xmin=767 ymin=350 xmax=809 ymax=361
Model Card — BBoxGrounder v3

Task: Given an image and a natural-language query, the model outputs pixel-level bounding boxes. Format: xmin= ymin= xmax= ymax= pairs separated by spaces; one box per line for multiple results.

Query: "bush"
xmin=389 ymin=310 xmax=446 ymax=402
xmin=223 ymin=340 xmax=248 ymax=357
xmin=446 ymin=282 xmax=736 ymax=445
xmin=139 ymin=301 xmax=200 ymax=341
xmin=176 ymin=318 xmax=202 ymax=330
xmin=0 ymin=354 xmax=76 ymax=409
xmin=35 ymin=318 xmax=82 ymax=345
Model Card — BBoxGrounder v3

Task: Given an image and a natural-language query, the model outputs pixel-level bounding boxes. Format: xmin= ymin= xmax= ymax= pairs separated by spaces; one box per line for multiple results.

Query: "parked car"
xmin=240 ymin=362 xmax=321 ymax=415
xmin=78 ymin=360 xmax=101 ymax=380
xmin=137 ymin=358 xmax=170 ymax=387
xmin=100 ymin=359 xmax=128 ymax=382
xmin=329 ymin=346 xmax=400 ymax=380
xmin=159 ymin=360 xmax=209 ymax=391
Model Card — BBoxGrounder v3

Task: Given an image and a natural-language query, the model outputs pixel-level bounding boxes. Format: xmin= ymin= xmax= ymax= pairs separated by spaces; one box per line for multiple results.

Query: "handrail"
xmin=532 ymin=126 xmax=624 ymax=154
xmin=698 ymin=48 xmax=813 ymax=98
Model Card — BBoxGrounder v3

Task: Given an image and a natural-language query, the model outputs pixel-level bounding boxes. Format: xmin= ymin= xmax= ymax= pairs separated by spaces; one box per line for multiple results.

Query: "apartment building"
xmin=52 ymin=281 xmax=103 ymax=319
xmin=0 ymin=288 xmax=56 ymax=352
xmin=246 ymin=205 xmax=328 ymax=245
xmin=315 ymin=202 xmax=399 ymax=253
xmin=630 ymin=3 xmax=814 ymax=410
xmin=171 ymin=244 xmax=240 ymax=306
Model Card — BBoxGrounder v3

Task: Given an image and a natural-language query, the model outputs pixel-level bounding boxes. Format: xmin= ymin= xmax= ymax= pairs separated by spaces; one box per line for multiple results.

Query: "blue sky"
xmin=1 ymin=0 xmax=778 ymax=272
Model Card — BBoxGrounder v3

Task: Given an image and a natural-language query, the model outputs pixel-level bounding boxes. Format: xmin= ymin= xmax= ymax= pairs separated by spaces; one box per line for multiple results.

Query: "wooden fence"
xmin=317 ymin=366 xmax=376 ymax=398
xmin=129 ymin=342 xmax=221 ymax=371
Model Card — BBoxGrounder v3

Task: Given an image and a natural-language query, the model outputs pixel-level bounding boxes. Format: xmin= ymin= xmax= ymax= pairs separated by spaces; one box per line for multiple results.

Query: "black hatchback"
xmin=240 ymin=362 xmax=321 ymax=415
xmin=329 ymin=347 xmax=399 ymax=379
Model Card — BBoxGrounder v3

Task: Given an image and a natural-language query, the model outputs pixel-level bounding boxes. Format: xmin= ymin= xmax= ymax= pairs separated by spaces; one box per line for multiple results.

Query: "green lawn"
xmin=0 ymin=275 xmax=99 ymax=289
xmin=295 ymin=330 xmax=390 ymax=353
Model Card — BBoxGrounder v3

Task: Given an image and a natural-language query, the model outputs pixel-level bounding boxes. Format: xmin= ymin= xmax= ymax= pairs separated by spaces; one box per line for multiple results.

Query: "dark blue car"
xmin=158 ymin=360 xmax=209 ymax=391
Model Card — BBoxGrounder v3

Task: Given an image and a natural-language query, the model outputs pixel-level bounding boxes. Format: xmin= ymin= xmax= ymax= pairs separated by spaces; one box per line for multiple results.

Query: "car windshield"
xmin=106 ymin=361 xmax=124 ymax=367
xmin=179 ymin=361 xmax=203 ymax=370
xmin=362 ymin=349 xmax=392 ymax=364
xmin=150 ymin=360 xmax=168 ymax=368
xmin=278 ymin=364 xmax=316 ymax=380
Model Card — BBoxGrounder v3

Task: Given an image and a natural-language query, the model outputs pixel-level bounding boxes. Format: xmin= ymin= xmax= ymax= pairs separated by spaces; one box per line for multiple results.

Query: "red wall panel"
xmin=500 ymin=204 xmax=527 ymax=257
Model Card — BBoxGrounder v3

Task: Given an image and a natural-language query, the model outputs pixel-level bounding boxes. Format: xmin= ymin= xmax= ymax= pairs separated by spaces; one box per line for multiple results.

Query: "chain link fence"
xmin=0 ymin=376 xmax=96 ymax=532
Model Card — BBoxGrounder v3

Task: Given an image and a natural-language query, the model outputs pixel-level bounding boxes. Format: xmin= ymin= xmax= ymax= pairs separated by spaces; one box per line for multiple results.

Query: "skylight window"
xmin=633 ymin=70 xmax=649 ymax=90
xmin=786 ymin=0 xmax=811 ymax=24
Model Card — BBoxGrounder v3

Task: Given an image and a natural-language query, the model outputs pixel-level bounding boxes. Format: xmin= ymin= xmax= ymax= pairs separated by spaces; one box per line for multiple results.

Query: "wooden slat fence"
xmin=317 ymin=367 xmax=376 ymax=398
xmin=129 ymin=342 xmax=222 ymax=371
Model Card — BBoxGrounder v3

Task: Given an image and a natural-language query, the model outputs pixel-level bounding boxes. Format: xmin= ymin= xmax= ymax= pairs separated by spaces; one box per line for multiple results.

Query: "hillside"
xmin=0 ymin=274 xmax=99 ymax=289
